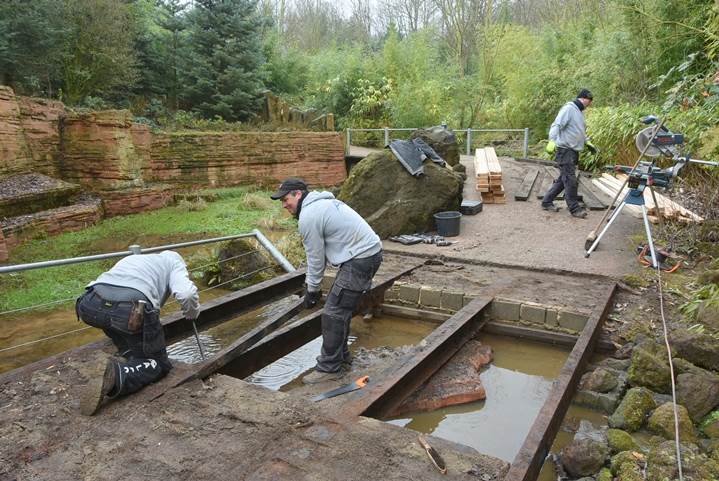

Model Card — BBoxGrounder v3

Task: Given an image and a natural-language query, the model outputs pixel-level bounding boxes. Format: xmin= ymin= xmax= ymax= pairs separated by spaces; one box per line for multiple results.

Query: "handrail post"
xmin=252 ymin=229 xmax=295 ymax=273
xmin=346 ymin=128 xmax=351 ymax=155
xmin=129 ymin=244 xmax=142 ymax=255
xmin=384 ymin=127 xmax=389 ymax=146
xmin=466 ymin=128 xmax=472 ymax=156
xmin=523 ymin=128 xmax=529 ymax=158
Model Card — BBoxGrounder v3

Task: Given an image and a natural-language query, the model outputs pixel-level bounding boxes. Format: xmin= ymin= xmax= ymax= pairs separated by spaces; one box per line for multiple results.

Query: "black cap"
xmin=270 ymin=177 xmax=308 ymax=200
xmin=577 ymin=88 xmax=593 ymax=100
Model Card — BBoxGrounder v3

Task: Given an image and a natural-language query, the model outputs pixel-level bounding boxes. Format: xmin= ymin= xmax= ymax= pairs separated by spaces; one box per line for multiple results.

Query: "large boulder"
xmin=561 ymin=436 xmax=609 ymax=478
xmin=607 ymin=429 xmax=641 ymax=454
xmin=647 ymin=402 xmax=698 ymax=443
xmin=627 ymin=341 xmax=671 ymax=393
xmin=410 ymin=126 xmax=460 ymax=166
xmin=647 ymin=440 xmax=719 ymax=481
xmin=580 ymin=367 xmax=619 ymax=393
xmin=671 ymin=328 xmax=719 ymax=371
xmin=609 ymin=387 xmax=656 ymax=432
xmin=676 ymin=369 xmax=719 ymax=421
xmin=338 ymin=150 xmax=463 ymax=238
xmin=610 ymin=451 xmax=645 ymax=480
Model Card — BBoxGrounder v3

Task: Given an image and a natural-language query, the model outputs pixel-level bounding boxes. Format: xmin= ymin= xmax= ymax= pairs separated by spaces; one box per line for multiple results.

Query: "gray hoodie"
xmin=299 ymin=191 xmax=381 ymax=291
xmin=548 ymin=101 xmax=587 ymax=152
xmin=89 ymin=250 xmax=200 ymax=320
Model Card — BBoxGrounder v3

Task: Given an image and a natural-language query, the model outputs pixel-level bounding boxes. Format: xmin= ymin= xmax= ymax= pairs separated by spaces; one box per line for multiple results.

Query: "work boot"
xmin=342 ymin=354 xmax=354 ymax=368
xmin=571 ymin=209 xmax=588 ymax=219
xmin=541 ymin=203 xmax=561 ymax=212
xmin=80 ymin=357 xmax=118 ymax=416
xmin=302 ymin=367 xmax=345 ymax=385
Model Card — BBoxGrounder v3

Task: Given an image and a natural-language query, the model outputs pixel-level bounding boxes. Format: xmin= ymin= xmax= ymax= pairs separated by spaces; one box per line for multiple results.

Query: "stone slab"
xmin=558 ymin=310 xmax=589 ymax=332
xmin=492 ymin=298 xmax=521 ymax=321
xmin=420 ymin=287 xmax=442 ymax=308
xmin=520 ymin=302 xmax=546 ymax=325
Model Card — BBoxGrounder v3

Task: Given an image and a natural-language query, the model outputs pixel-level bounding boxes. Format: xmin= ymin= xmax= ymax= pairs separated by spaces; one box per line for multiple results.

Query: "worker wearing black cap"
xmin=542 ymin=89 xmax=595 ymax=218
xmin=271 ymin=178 xmax=382 ymax=384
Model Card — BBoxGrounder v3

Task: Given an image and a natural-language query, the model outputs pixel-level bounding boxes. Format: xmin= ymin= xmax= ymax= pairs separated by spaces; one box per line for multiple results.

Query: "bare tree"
xmin=375 ymin=0 xmax=438 ymax=36
xmin=284 ymin=0 xmax=345 ymax=51
xmin=433 ymin=0 xmax=493 ymax=76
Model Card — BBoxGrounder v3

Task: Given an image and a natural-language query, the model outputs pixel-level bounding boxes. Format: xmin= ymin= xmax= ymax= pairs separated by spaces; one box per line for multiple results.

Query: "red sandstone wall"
xmin=149 ymin=131 xmax=346 ymax=188
xmin=61 ymin=110 xmax=146 ymax=189
xmin=0 ymin=86 xmax=32 ymax=176
xmin=100 ymin=185 xmax=173 ymax=218
xmin=0 ymin=229 xmax=8 ymax=262
xmin=17 ymin=96 xmax=65 ymax=177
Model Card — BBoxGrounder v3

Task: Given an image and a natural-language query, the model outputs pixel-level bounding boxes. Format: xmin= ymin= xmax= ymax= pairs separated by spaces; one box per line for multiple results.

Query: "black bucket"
xmin=433 ymin=211 xmax=462 ymax=237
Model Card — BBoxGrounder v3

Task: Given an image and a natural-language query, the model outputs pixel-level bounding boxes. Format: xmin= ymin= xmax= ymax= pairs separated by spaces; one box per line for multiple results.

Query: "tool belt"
xmin=75 ymin=286 xmax=165 ymax=355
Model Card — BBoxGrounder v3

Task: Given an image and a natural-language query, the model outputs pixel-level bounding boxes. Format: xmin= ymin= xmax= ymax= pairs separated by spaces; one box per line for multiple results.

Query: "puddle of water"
xmin=166 ymin=295 xmax=301 ymax=364
xmin=0 ymin=287 xmax=234 ymax=374
xmin=248 ymin=314 xmax=437 ymax=391
xmin=385 ymin=333 xmax=570 ymax=463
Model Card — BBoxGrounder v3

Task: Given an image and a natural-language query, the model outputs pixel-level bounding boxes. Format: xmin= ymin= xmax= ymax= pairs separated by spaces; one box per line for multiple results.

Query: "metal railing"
xmin=0 ymin=229 xmax=295 ymax=354
xmin=0 ymin=229 xmax=294 ymax=275
xmin=345 ymin=126 xmax=530 ymax=158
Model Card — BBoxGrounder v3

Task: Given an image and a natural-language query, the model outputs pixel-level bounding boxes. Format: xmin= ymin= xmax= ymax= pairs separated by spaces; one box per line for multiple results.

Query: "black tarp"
xmin=388 ymin=138 xmax=446 ymax=177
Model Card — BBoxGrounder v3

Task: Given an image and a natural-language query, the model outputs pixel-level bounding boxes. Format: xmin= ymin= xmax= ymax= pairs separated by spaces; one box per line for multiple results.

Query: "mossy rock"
xmin=610 ymin=450 xmax=645 ymax=475
xmin=647 ymin=402 xmax=698 ymax=443
xmin=338 ymin=150 xmax=463 ymax=238
xmin=701 ymin=410 xmax=719 ymax=438
xmin=609 ymin=387 xmax=656 ymax=432
xmin=627 ymin=341 xmax=671 ymax=393
xmin=698 ymin=269 xmax=719 ymax=286
xmin=607 ymin=428 xmax=641 ymax=454
xmin=670 ymin=328 xmax=719 ymax=372
xmin=596 ymin=467 xmax=613 ymax=481
xmin=648 ymin=440 xmax=719 ymax=481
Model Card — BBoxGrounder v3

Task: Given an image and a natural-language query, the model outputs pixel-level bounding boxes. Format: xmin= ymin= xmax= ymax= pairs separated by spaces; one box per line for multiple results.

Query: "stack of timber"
xmin=591 ymin=173 xmax=703 ymax=223
xmin=474 ymin=147 xmax=505 ymax=204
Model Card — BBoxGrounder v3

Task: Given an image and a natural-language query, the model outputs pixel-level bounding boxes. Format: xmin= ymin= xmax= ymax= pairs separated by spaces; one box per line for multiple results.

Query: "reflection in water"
xmin=166 ymin=295 xmax=301 ymax=364
xmin=386 ymin=333 xmax=571 ymax=463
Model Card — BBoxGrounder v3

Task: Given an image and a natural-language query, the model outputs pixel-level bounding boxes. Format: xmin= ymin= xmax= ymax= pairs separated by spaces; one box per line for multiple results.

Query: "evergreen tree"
xmin=181 ymin=0 xmax=267 ymax=121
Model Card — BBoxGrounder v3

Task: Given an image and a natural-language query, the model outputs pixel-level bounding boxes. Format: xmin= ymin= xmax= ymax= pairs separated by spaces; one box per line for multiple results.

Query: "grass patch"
xmin=0 ymin=188 xmax=301 ymax=312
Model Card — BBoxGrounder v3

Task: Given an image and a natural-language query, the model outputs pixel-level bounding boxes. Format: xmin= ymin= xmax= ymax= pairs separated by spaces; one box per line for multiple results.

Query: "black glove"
xmin=586 ymin=141 xmax=598 ymax=155
xmin=303 ymin=289 xmax=321 ymax=309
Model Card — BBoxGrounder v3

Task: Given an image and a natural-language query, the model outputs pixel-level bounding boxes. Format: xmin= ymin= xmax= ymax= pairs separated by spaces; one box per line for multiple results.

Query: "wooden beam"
xmin=503 ymin=282 xmax=617 ymax=481
xmin=514 ymin=168 xmax=539 ymax=201
xmin=338 ymin=282 xmax=510 ymax=420
xmin=173 ymin=298 xmax=305 ymax=387
xmin=161 ymin=268 xmax=305 ymax=340
xmin=577 ymin=177 xmax=608 ymax=211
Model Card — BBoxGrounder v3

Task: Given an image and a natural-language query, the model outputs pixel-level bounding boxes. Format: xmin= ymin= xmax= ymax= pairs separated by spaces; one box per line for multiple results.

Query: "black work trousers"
xmin=542 ymin=147 xmax=581 ymax=213
xmin=76 ymin=286 xmax=172 ymax=397
xmin=316 ymin=251 xmax=383 ymax=373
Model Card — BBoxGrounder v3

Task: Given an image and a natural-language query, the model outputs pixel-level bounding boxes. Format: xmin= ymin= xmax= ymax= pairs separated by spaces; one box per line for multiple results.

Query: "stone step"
xmin=1 ymin=197 xmax=103 ymax=251
xmin=0 ymin=173 xmax=81 ymax=218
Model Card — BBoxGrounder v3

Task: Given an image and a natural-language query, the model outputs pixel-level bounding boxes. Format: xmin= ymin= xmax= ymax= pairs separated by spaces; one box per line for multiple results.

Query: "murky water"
xmin=386 ymin=333 xmax=571 ymax=462
xmin=247 ymin=314 xmax=438 ymax=391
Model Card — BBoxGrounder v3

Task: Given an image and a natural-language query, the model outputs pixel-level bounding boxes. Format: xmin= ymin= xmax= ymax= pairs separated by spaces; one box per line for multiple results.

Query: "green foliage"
xmin=180 ymin=0 xmax=267 ymax=121
xmin=679 ymin=283 xmax=719 ymax=320
xmin=0 ymin=188 xmax=291 ymax=312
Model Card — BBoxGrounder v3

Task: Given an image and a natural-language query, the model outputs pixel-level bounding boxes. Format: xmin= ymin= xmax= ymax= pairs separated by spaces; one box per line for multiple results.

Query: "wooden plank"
xmin=536 ymin=168 xmax=553 ymax=200
xmin=577 ymin=177 xmax=608 ymax=211
xmin=504 ymin=282 xmax=617 ymax=481
xmin=474 ymin=148 xmax=489 ymax=177
xmin=339 ymin=282 xmax=511 ymax=420
xmin=514 ymin=168 xmax=539 ymax=201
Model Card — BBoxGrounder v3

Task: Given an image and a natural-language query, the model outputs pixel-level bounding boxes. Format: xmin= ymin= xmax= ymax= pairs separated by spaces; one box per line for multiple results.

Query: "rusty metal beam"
xmin=504 ymin=282 xmax=617 ymax=481
xmin=218 ymin=263 xmax=423 ymax=380
xmin=339 ymin=283 xmax=508 ymax=420
xmin=162 ymin=268 xmax=305 ymax=340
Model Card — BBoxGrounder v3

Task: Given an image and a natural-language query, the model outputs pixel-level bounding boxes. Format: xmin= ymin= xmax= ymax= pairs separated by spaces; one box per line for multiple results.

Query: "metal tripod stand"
xmin=584 ymin=182 xmax=661 ymax=268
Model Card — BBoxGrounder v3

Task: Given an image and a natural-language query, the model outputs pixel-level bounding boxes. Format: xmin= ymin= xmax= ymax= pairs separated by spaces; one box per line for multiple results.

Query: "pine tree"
xmin=181 ymin=0 xmax=267 ymax=121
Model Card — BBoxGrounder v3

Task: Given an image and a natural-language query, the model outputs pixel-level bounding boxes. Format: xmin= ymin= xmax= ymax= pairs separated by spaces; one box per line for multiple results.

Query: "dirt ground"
xmin=0 ymin=153 xmax=682 ymax=481
xmin=383 ymin=155 xmax=642 ymax=278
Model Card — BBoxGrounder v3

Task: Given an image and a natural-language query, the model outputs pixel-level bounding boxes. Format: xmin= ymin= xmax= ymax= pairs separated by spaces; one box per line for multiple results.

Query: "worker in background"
xmin=271 ymin=178 xmax=383 ymax=384
xmin=541 ymin=88 xmax=597 ymax=218
xmin=76 ymin=250 xmax=200 ymax=415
